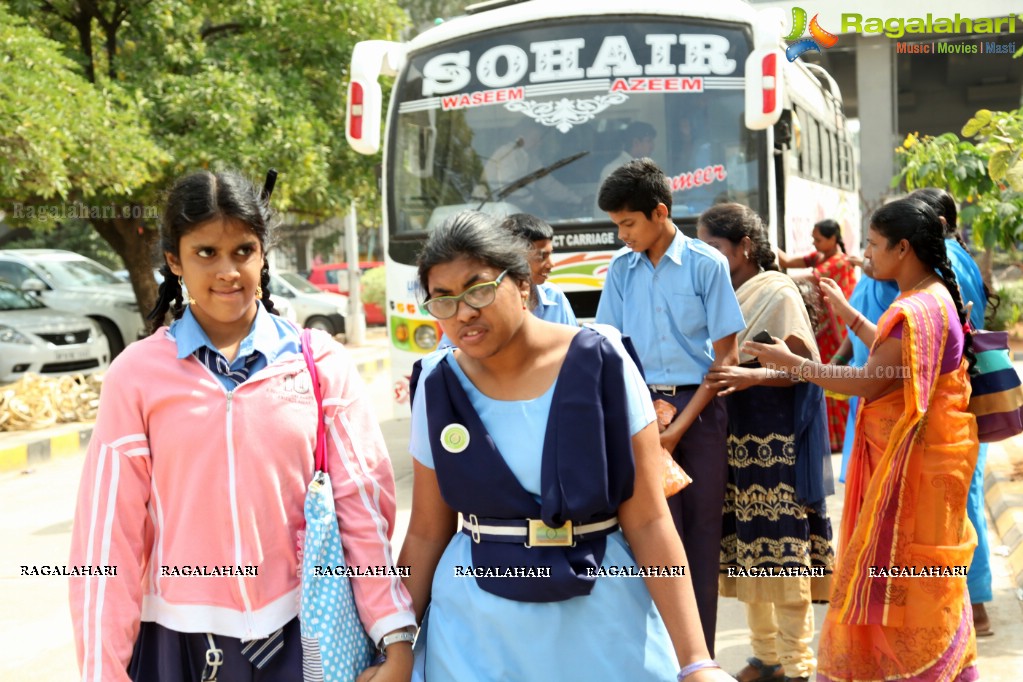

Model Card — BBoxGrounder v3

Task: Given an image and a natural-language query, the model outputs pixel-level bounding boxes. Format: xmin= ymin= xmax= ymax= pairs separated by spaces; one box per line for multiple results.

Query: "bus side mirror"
xmin=744 ymin=49 xmax=786 ymax=130
xmin=347 ymin=41 xmax=407 ymax=155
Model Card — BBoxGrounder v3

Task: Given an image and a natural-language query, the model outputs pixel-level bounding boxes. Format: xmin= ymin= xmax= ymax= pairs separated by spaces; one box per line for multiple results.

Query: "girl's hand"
xmin=356 ymin=644 xmax=413 ymax=682
xmin=741 ymin=337 xmax=802 ymax=376
xmin=705 ymin=365 xmax=760 ymax=396
xmin=819 ymin=278 xmax=853 ymax=319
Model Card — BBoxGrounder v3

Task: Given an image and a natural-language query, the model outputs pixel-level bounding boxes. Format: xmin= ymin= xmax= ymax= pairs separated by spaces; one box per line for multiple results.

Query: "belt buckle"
xmin=467 ymin=514 xmax=481 ymax=543
xmin=649 ymin=384 xmax=677 ymax=397
xmin=526 ymin=519 xmax=573 ymax=547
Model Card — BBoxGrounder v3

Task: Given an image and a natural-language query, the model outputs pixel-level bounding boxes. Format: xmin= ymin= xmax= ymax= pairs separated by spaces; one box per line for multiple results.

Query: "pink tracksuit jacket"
xmin=68 ymin=328 xmax=415 ymax=681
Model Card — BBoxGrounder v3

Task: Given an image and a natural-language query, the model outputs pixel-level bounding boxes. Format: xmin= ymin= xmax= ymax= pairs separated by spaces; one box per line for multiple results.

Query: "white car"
xmin=0 ymin=249 xmax=145 ymax=356
xmin=269 ymin=272 xmax=347 ymax=335
xmin=0 ymin=282 xmax=110 ymax=384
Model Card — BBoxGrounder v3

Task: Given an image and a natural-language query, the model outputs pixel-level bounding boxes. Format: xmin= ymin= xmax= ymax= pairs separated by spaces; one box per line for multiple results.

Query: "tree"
xmin=398 ymin=0 xmax=466 ymax=34
xmin=894 ymin=107 xmax=1023 ymax=282
xmin=3 ymin=0 xmax=407 ymax=320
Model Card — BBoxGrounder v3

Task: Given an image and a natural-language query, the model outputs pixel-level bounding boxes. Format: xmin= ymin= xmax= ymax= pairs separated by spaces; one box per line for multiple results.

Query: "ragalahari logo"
xmin=785 ymin=7 xmax=839 ymax=61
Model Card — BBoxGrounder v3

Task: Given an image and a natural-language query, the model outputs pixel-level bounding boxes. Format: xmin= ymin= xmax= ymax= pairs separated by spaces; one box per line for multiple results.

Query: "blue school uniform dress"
xmin=409 ymin=325 xmax=678 ymax=681
xmin=594 ymin=227 xmax=744 ymax=656
xmin=534 ymin=282 xmax=578 ymax=326
xmin=947 ymin=238 xmax=992 ymax=604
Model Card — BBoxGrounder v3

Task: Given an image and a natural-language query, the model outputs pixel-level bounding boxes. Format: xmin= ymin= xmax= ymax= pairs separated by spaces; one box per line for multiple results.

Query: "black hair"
xmin=813 ymin=218 xmax=846 ymax=253
xmin=597 ymin=157 xmax=672 ymax=218
xmin=870 ymin=198 xmax=974 ymax=370
xmin=622 ymin=121 xmax=656 ymax=151
xmin=500 ymin=213 xmax=553 ymax=242
xmin=416 ymin=211 xmax=532 ymax=298
xmin=146 ymin=169 xmax=280 ymax=334
xmin=908 ymin=187 xmax=999 ymax=325
xmin=697 ymin=203 xmax=779 ymax=272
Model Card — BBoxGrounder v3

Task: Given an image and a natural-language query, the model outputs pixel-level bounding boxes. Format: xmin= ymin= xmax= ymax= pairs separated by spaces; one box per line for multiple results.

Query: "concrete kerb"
xmin=0 ymin=338 xmax=391 ymax=475
xmin=985 ymin=435 xmax=1023 ymax=600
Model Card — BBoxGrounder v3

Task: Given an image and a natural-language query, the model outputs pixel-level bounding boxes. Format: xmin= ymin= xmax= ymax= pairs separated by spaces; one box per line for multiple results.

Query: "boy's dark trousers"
xmin=655 ymin=388 xmax=728 ymax=658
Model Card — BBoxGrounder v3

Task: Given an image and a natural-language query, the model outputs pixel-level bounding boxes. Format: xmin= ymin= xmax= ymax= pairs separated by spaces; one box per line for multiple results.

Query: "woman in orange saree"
xmin=778 ymin=220 xmax=858 ymax=452
xmin=750 ymin=198 xmax=979 ymax=681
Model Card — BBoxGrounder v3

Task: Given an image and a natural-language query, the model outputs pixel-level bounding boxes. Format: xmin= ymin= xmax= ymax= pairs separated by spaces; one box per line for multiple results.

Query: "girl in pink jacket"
xmin=69 ymin=170 xmax=415 ymax=682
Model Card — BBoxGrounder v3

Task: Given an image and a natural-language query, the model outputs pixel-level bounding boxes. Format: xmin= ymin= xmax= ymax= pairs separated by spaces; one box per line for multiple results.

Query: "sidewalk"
xmin=0 ymin=329 xmax=392 ymax=475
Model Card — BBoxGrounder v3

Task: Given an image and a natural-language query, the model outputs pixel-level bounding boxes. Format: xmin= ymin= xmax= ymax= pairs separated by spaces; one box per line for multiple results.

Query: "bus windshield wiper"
xmin=476 ymin=150 xmax=589 ymax=211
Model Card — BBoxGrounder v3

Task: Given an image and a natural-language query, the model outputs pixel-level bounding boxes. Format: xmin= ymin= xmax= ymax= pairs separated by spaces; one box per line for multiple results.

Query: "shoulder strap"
xmin=301 ymin=329 xmax=327 ymax=473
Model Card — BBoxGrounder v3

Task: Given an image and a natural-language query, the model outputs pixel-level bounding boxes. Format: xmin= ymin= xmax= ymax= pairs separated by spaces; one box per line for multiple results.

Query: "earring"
xmin=744 ymin=250 xmax=749 ymax=259
xmin=180 ymin=277 xmax=196 ymax=305
xmin=522 ymin=296 xmax=528 ymax=310
xmin=255 ymin=284 xmax=263 ymax=299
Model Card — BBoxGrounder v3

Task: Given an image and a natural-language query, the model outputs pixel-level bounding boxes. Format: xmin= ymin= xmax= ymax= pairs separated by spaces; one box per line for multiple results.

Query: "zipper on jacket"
xmin=224 ymin=388 xmax=256 ymax=636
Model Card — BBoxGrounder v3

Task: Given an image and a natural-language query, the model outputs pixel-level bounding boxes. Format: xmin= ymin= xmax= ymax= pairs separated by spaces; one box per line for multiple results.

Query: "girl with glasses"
xmin=398 ymin=211 xmax=735 ymax=682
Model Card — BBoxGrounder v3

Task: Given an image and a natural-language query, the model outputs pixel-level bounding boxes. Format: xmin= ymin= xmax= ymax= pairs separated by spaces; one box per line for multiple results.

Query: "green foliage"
xmin=0 ymin=5 xmax=163 ymax=207
xmin=988 ymin=281 xmax=1023 ymax=331
xmin=361 ymin=265 xmax=386 ymax=307
xmin=894 ymin=111 xmax=1023 ymax=251
xmin=2 ymin=0 xmax=410 ymax=312
xmin=398 ymin=0 xmax=466 ymax=33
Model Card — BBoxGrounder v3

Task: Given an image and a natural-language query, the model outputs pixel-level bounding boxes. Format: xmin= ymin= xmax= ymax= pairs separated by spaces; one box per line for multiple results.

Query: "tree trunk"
xmin=92 ymin=215 xmax=160 ymax=335
xmin=981 ymin=248 xmax=994 ymax=288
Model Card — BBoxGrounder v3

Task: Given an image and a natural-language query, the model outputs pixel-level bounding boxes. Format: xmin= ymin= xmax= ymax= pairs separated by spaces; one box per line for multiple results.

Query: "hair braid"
xmin=145 ymin=264 xmax=186 ymax=335
xmin=259 ymin=261 xmax=278 ymax=315
xmin=910 ymin=227 xmax=976 ymax=372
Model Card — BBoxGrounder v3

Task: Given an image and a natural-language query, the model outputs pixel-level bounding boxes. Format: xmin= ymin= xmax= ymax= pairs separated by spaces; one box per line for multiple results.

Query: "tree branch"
xmin=200 ymin=22 xmax=247 ymax=41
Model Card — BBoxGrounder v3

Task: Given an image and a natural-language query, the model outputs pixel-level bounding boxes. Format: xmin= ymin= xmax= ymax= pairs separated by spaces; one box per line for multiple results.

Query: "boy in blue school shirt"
xmin=595 ymin=158 xmax=745 ymax=657
xmin=500 ymin=213 xmax=578 ymax=326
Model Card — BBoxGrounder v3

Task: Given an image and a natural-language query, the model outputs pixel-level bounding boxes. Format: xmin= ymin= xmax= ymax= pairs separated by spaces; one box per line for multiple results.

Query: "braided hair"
xmin=908 ymin=187 xmax=999 ymax=324
xmin=697 ymin=203 xmax=779 ymax=272
xmin=870 ymin=198 xmax=975 ymax=370
xmin=146 ymin=170 xmax=280 ymax=334
xmin=814 ymin=218 xmax=846 ymax=254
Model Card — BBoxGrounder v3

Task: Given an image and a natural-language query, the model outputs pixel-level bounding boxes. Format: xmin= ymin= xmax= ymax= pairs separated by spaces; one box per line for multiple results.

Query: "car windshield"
xmin=280 ymin=272 xmax=323 ymax=294
xmin=0 ymin=283 xmax=45 ymax=311
xmin=34 ymin=256 xmax=124 ymax=287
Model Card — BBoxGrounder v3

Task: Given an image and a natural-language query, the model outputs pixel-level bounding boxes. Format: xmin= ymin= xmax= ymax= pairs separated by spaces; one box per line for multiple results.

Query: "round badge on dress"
xmin=440 ymin=424 xmax=470 ymax=453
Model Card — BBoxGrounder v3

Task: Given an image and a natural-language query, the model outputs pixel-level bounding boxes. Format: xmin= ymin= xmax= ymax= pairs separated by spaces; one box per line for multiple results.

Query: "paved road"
xmin=2 ymin=365 xmax=1021 ymax=679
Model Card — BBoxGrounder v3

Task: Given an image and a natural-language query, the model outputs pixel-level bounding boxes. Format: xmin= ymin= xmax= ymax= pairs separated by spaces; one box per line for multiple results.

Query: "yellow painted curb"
xmin=0 ymin=443 xmax=28 ymax=473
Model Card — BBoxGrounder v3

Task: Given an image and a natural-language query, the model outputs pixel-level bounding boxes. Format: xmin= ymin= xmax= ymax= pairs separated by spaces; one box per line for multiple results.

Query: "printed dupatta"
xmin=835 ymin=291 xmax=951 ymax=626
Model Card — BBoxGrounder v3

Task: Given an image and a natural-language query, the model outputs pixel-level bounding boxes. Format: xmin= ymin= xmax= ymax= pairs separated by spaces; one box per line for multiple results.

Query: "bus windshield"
xmin=388 ymin=18 xmax=764 ymax=260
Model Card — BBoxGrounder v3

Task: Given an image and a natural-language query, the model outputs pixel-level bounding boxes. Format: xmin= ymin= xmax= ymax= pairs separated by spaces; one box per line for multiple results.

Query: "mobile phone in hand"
xmin=752 ymin=330 xmax=775 ymax=345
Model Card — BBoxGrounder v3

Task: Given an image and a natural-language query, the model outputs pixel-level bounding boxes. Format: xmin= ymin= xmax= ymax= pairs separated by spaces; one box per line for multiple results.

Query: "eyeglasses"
xmin=424 ymin=270 xmax=508 ymax=319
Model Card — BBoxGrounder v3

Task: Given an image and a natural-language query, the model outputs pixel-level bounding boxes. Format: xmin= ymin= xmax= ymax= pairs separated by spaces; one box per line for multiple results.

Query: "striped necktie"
xmin=194 ymin=346 xmax=261 ymax=387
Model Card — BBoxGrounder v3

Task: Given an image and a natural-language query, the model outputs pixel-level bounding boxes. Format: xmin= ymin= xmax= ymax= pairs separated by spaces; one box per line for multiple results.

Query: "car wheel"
xmin=305 ymin=316 xmax=337 ymax=335
xmin=94 ymin=318 xmax=125 ymax=357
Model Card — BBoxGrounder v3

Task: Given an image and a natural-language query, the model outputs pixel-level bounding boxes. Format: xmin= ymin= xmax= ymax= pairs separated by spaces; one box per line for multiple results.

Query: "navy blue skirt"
xmin=128 ymin=618 xmax=303 ymax=681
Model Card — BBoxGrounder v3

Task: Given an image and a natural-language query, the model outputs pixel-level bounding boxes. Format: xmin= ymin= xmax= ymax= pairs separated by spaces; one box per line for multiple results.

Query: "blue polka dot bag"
xmin=299 ymin=331 xmax=376 ymax=682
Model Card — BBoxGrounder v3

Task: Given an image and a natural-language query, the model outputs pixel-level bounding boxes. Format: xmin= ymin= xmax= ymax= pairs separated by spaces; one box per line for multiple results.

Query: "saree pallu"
xmin=818 ymin=292 xmax=979 ymax=682
xmin=811 ymin=252 xmax=857 ymax=452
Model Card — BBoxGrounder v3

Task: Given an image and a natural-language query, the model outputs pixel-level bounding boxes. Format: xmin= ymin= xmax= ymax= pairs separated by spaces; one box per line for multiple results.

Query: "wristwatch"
xmin=378 ymin=627 xmax=416 ymax=653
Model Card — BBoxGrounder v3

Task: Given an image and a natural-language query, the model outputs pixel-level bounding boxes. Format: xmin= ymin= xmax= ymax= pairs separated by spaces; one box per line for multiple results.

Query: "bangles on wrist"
xmin=678 ymin=659 xmax=721 ymax=680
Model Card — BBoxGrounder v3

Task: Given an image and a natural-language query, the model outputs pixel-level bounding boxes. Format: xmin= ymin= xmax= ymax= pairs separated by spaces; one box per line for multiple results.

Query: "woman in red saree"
xmin=778 ymin=219 xmax=858 ymax=452
xmin=750 ymin=198 xmax=979 ymax=681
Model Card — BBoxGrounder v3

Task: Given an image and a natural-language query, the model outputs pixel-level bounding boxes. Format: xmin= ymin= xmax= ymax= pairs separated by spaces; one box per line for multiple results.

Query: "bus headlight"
xmin=413 ymin=323 xmax=438 ymax=351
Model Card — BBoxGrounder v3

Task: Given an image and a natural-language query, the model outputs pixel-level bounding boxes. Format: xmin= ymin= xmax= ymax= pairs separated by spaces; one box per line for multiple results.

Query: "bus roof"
xmin=407 ymin=0 xmax=762 ymax=53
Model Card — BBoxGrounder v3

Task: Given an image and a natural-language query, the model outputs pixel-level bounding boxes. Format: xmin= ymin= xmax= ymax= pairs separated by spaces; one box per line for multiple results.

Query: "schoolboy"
xmin=595 ymin=158 xmax=745 ymax=655
xmin=500 ymin=213 xmax=578 ymax=326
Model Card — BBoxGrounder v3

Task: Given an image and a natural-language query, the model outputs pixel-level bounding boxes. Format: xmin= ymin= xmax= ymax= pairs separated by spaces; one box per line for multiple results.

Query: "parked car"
xmin=268 ymin=272 xmax=347 ymax=335
xmin=0 ymin=250 xmax=145 ymax=356
xmin=0 ymin=282 xmax=110 ymax=384
xmin=307 ymin=261 xmax=385 ymax=325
